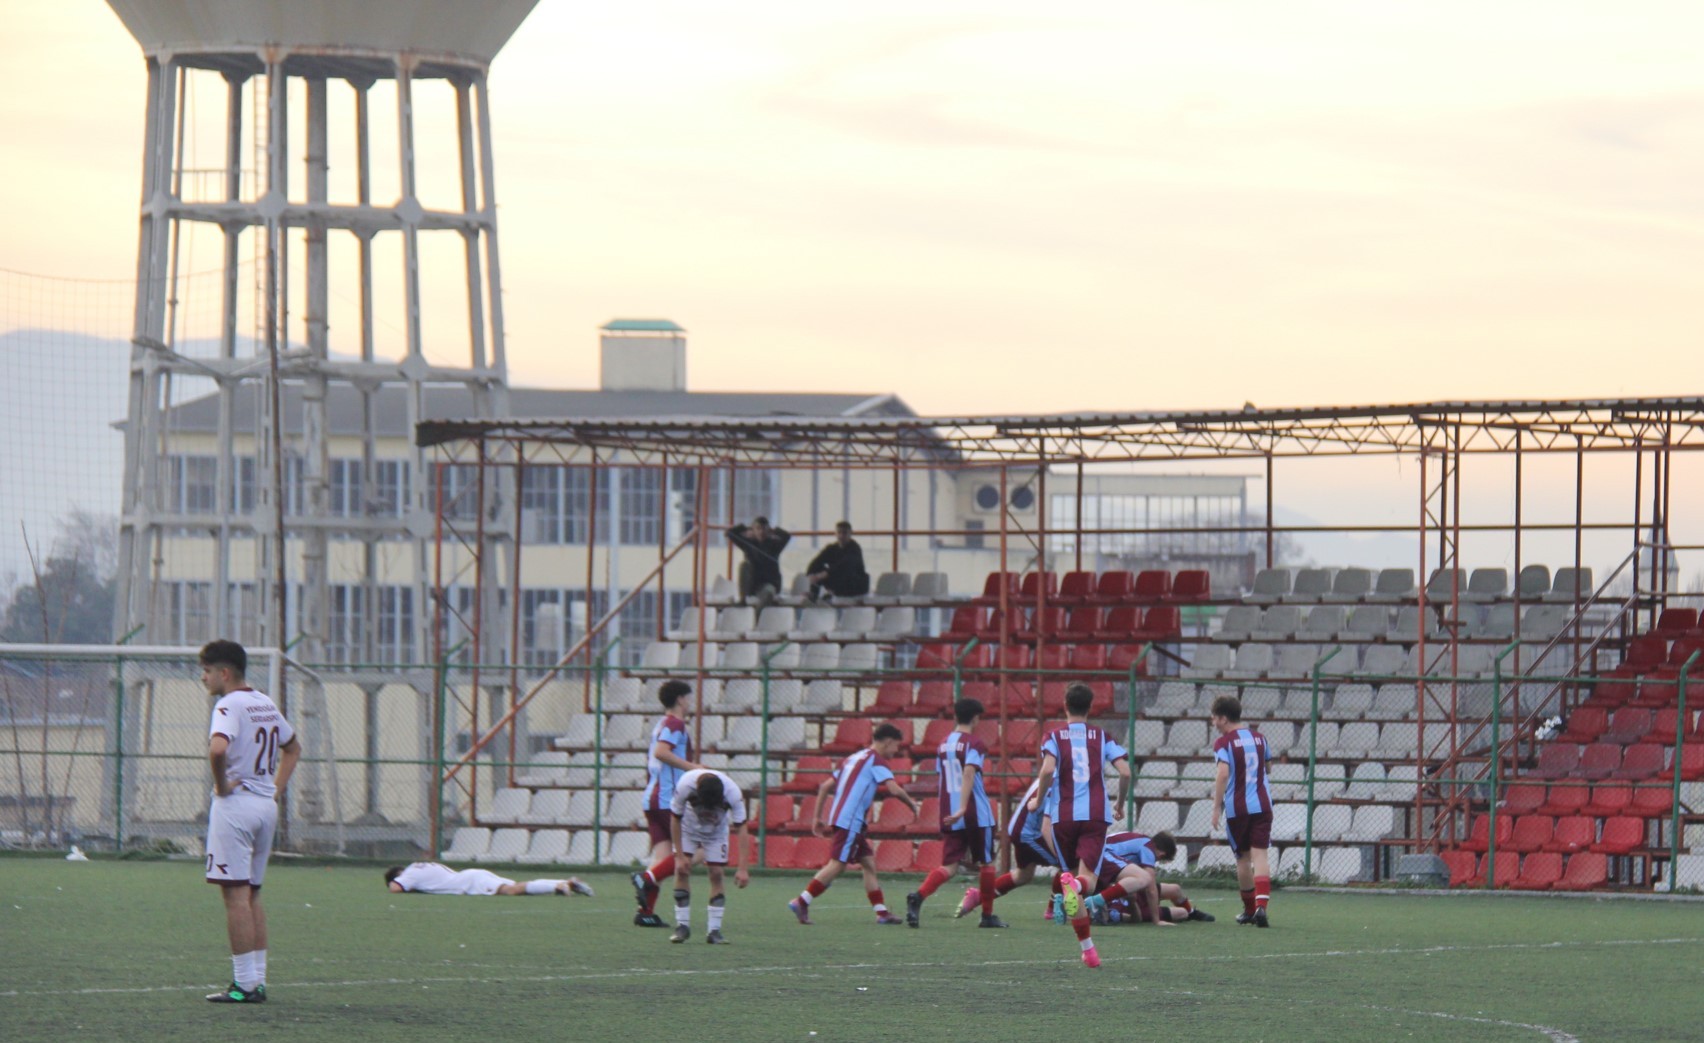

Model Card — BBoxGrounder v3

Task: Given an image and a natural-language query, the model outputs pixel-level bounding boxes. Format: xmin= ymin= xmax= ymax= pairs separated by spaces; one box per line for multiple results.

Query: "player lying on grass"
xmin=789 ymin=722 xmax=920 ymax=925
xmin=668 ymin=768 xmax=751 ymax=945
xmin=1081 ymin=831 xmax=1213 ymax=926
xmin=384 ymin=862 xmax=594 ymax=897
xmin=907 ymin=697 xmax=1006 ymax=929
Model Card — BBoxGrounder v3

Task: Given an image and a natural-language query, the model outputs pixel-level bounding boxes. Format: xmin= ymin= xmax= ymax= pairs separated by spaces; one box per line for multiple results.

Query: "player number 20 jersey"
xmin=208 ymin=688 xmax=295 ymax=799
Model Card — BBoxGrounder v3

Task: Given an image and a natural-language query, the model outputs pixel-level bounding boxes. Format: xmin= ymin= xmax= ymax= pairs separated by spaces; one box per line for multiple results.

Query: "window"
xmin=670 ymin=468 xmax=778 ymax=531
xmin=375 ymin=586 xmax=415 ymax=662
xmin=435 ymin=464 xmax=480 ymax=523
xmin=372 ymin=459 xmax=410 ymax=517
xmin=618 ymin=590 xmax=659 ymax=666
xmin=225 ymin=582 xmax=262 ymax=645
xmin=163 ymin=581 xmax=212 ymax=643
xmin=329 ymin=458 xmax=363 ymax=517
xmin=169 ymin=455 xmax=217 ymax=514
xmin=619 ymin=468 xmax=663 ymax=545
xmin=327 ymin=585 xmax=366 ymax=662
xmin=732 ymin=470 xmax=776 ymax=523
xmin=232 ymin=456 xmax=257 ymax=513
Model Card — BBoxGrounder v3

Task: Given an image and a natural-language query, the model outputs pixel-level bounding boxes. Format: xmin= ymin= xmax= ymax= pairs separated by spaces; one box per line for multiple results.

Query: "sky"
xmin=5 ymin=0 xmax=1704 ymax=417
xmin=1 ymin=1 xmax=1700 ymax=585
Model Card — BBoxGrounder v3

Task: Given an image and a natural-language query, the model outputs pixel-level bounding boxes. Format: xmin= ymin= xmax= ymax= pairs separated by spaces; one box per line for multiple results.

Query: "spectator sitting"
xmin=806 ymin=521 xmax=870 ymax=602
xmin=725 ymin=516 xmax=791 ymax=608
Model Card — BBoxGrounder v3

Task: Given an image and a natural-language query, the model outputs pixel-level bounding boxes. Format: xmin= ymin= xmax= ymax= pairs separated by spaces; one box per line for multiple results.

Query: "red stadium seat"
xmin=971 ymin=719 xmax=1002 ymax=749
xmin=1535 ymin=784 xmax=1590 ymax=817
xmin=824 ymin=718 xmax=873 ymax=755
xmin=1169 ymin=570 xmax=1211 ymax=602
xmin=906 ymin=798 xmax=940 ymax=836
xmin=960 ymin=681 xmax=997 ymax=713
xmin=1541 ymin=816 xmax=1596 ymax=854
xmin=762 ymin=835 xmax=798 ymax=868
xmin=1591 ymin=816 xmax=1645 ymax=855
xmin=911 ymin=839 xmax=945 ymax=873
xmin=1613 ymin=743 xmax=1665 ymax=781
xmin=1015 ymin=607 xmax=1067 ymax=643
xmin=1466 ymin=853 xmax=1519 ymax=889
xmin=914 ymin=681 xmax=955 ymax=716
xmin=957 ymin=643 xmax=995 ymax=670
xmin=1088 ymin=571 xmax=1136 ymax=604
xmin=1499 ymin=783 xmax=1546 ymax=816
xmin=1654 ymin=608 xmax=1700 ymax=639
xmin=873 ymin=840 xmax=913 ymax=873
xmin=973 ymin=572 xmax=1020 ymax=607
xmin=873 ymin=798 xmax=916 ymax=834
xmin=1624 ymin=635 xmax=1668 ymax=670
xmin=1069 ymin=644 xmax=1108 ymax=671
xmin=1557 ymin=851 xmax=1609 ymax=890
xmin=1584 ymin=667 xmax=1639 ymax=709
xmin=1459 ymin=813 xmax=1511 ymax=853
xmin=994 ymin=681 xmax=1036 ymax=715
xmin=1003 ymin=720 xmax=1044 ymax=756
xmin=1630 ymin=671 xmax=1678 ymax=709
xmin=1039 ymin=682 xmax=1069 ymax=717
xmin=1530 ymin=743 xmax=1583 ymax=780
xmin=1019 ymin=572 xmax=1059 ymax=603
xmin=1442 ymin=849 xmax=1477 ymax=887
xmin=941 ymin=605 xmax=987 ymax=643
xmin=1668 ymin=637 xmax=1704 ymax=667
xmin=1506 ymin=815 xmax=1555 ymax=854
xmin=781 ymin=796 xmax=818 ymax=833
xmin=1107 ymin=644 xmax=1150 ymax=674
xmin=763 ymin=794 xmax=797 ymax=831
xmin=1637 ymin=707 xmax=1685 ymax=746
xmin=1132 ymin=570 xmax=1172 ymax=604
xmin=1656 ymin=745 xmax=1704 ymax=782
xmin=1556 ymin=707 xmax=1608 ymax=744
xmin=1094 ymin=606 xmax=1142 ymax=641
xmin=1510 ymin=852 xmax=1564 ymax=891
xmin=1059 ymin=607 xmax=1102 ymax=641
xmin=1629 ymin=784 xmax=1674 ymax=817
xmin=782 ymin=756 xmax=834 ymax=794
xmin=1581 ymin=784 xmax=1633 ymax=818
xmin=1035 ymin=644 xmax=1070 ymax=670
xmin=914 ymin=644 xmax=956 ymax=672
xmin=1058 ymin=571 xmax=1096 ymax=605
xmin=1601 ymin=707 xmax=1654 ymax=745
xmin=789 ymin=836 xmax=832 ymax=869
xmin=975 ymin=609 xmax=1010 ymax=644
xmin=1134 ymin=606 xmax=1183 ymax=642
xmin=1578 ymin=743 xmax=1623 ymax=781
xmin=869 ymin=680 xmax=914 ymax=716
xmin=918 ymin=718 xmax=956 ymax=752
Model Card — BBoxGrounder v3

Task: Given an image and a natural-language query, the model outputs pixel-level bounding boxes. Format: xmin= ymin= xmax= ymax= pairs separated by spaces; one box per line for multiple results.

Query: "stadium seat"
xmin=1286 ymin=568 xmax=1333 ymax=603
xmin=830 ymin=609 xmax=879 ymax=642
xmin=902 ymin=572 xmax=950 ymax=605
xmin=1344 ymin=804 xmax=1396 ymax=842
xmin=1460 ymin=813 xmax=1512 ymax=853
xmin=1365 ymin=568 xmax=1417 ymax=604
xmin=1058 ymin=571 xmax=1095 ymax=605
xmin=1656 ymin=745 xmax=1704 ymax=782
xmin=869 ymin=680 xmax=913 ymax=716
xmin=515 ymin=751 xmax=570 ymax=788
xmin=1441 ymin=849 xmax=1477 ymax=887
xmin=1582 ymin=784 xmax=1633 ymax=818
xmin=1170 ymin=570 xmax=1211 ymax=601
xmin=874 ymin=798 xmax=916 ymax=834
xmin=1339 ymin=605 xmax=1390 ymax=642
xmin=1087 ymin=570 xmax=1137 ymax=604
xmin=1252 ymin=607 xmax=1303 ymax=642
xmin=1133 ymin=760 xmax=1176 ymax=799
xmin=780 ymin=796 xmax=818 ymax=833
xmin=1298 ymin=606 xmax=1346 ymax=642
xmin=488 ymin=787 xmax=532 ymax=823
xmin=519 ymin=790 xmax=571 ymax=827
xmin=1591 ymin=816 xmax=1645 ymax=855
xmin=1506 ymin=815 xmax=1555 ymax=854
xmin=1245 ymin=568 xmax=1291 ymax=604
xmin=866 ymin=607 xmax=917 ymax=642
xmin=782 ymin=756 xmax=833 ymax=794
xmin=918 ymin=718 xmax=957 ymax=752
xmin=1424 ymin=567 xmax=1467 ymax=604
xmin=1461 ymin=568 xmax=1509 ymax=604
xmin=910 ymin=839 xmax=945 ymax=873
xmin=1095 ymin=605 xmax=1143 ymax=641
xmin=1132 ymin=570 xmax=1172 ymax=603
xmin=1654 ymin=608 xmax=1700 ymax=639
xmin=1270 ymin=804 xmax=1308 ymax=843
xmin=1510 ymin=851 xmax=1563 ymax=890
xmin=1542 ymin=816 xmax=1596 ymax=854
xmin=789 ymin=837 xmax=831 ymax=870
xmin=445 ymin=827 xmax=492 ymax=860
xmin=1059 ymin=607 xmax=1102 ymax=641
xmin=941 ymin=605 xmax=986 ymax=643
xmin=874 ymin=840 xmax=913 ymax=873
xmin=1466 ymin=853 xmax=1519 ymax=889
xmin=1557 ymin=707 xmax=1609 ymax=744
xmin=747 ymin=606 xmax=796 ymax=642
xmin=1613 ymin=744 xmax=1665 ymax=782
xmin=1557 ymin=851 xmax=1609 ymax=891
xmin=865 ymin=571 xmax=911 ymax=606
xmin=1629 ymin=784 xmax=1675 ymax=817
xmin=1071 ymin=643 xmax=1109 ymax=670
xmin=1535 ymin=784 xmax=1589 ymax=817
xmin=972 ymin=572 xmax=1020 ymax=608
xmin=1018 ymin=571 xmax=1058 ymax=602
xmin=838 ymin=643 xmax=880 ymax=674
xmin=1546 ymin=567 xmax=1593 ymax=603
xmin=1625 ymin=635 xmax=1669 ymax=671
xmin=1602 ymin=707 xmax=1655 ymax=746
xmin=1134 ymin=606 xmax=1182 ymax=642
xmin=1135 ymin=800 xmax=1179 ymax=834
xmin=1322 ymin=568 xmax=1373 ymax=604
xmin=476 ymin=828 xmax=531 ymax=864
xmin=1530 ymin=744 xmax=1583 ymax=780
xmin=993 ymin=644 xmax=1033 ymax=670
xmin=914 ymin=681 xmax=955 ymax=716
xmin=824 ymin=718 xmax=873 ymax=755
xmin=1636 ymin=707 xmax=1684 ymax=746
xmin=1500 ymin=783 xmax=1546 ymax=816
xmin=1194 ymin=844 xmax=1238 ymax=873
xmin=760 ymin=835 xmax=798 ymax=868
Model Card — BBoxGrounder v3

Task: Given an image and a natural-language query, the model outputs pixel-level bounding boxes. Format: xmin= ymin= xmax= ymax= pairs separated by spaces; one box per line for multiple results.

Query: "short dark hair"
xmin=383 ymin=865 xmax=405 ymax=885
xmin=953 ymin=697 xmax=984 ymax=725
xmin=1064 ymin=683 xmax=1094 ymax=716
xmin=693 ymin=771 xmax=727 ymax=810
xmin=873 ymin=722 xmax=904 ymax=743
xmin=752 ymin=516 xmax=771 ymax=527
xmin=659 ymin=680 xmax=692 ymax=709
xmin=200 ymin=639 xmax=247 ymax=676
xmin=1150 ymin=832 xmax=1178 ymax=862
xmin=1211 ymin=694 xmax=1243 ymax=723
xmin=835 ymin=521 xmax=852 ymax=532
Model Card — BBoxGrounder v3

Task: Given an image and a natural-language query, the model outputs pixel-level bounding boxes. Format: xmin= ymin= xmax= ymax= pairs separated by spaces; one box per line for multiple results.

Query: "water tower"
xmin=106 ymin=0 xmax=539 ymax=666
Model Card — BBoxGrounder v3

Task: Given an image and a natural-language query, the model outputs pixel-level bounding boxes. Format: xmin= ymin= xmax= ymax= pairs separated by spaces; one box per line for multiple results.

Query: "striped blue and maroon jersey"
xmin=643 ymin=714 xmax=691 ymax=811
xmin=935 ymin=730 xmax=993 ymax=830
xmin=1009 ymin=779 xmax=1045 ymax=847
xmin=1101 ymin=831 xmax=1160 ymax=871
xmin=1213 ymin=726 xmax=1272 ymax=819
xmin=827 ymin=747 xmax=895 ymax=831
xmin=1039 ymin=722 xmax=1128 ymax=824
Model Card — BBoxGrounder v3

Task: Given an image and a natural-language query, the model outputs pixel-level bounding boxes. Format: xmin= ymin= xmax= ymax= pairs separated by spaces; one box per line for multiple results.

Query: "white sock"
xmin=708 ymin=897 xmax=725 ymax=932
xmin=1079 ymin=938 xmax=1096 ymax=952
xmin=254 ymin=949 xmax=267 ymax=985
xmin=798 ymin=891 xmax=813 ymax=906
xmin=232 ymin=951 xmax=259 ymax=991
xmin=675 ymin=892 xmax=692 ymax=928
xmin=524 ymin=880 xmax=559 ymax=895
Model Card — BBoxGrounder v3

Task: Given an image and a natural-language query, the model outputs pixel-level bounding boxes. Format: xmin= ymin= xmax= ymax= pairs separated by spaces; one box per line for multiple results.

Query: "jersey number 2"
xmin=254 ymin=726 xmax=281 ymax=775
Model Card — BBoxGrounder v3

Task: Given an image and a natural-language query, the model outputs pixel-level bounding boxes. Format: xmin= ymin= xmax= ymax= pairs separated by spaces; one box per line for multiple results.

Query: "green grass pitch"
xmin=3 ymin=858 xmax=1703 ymax=1041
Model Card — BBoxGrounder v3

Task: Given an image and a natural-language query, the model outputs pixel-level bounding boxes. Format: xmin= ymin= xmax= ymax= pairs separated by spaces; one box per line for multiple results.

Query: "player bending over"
xmin=1031 ymin=683 xmax=1130 ymax=968
xmin=906 ymin=697 xmax=1006 ymax=929
xmin=631 ymin=680 xmax=703 ymax=927
xmin=668 ymin=768 xmax=751 ymax=944
xmin=788 ymin=723 xmax=919 ymax=925
xmin=1083 ymin=831 xmax=1213 ymax=926
xmin=385 ymin=862 xmax=594 ymax=897
xmin=1209 ymin=694 xmax=1275 ymax=928
xmin=200 ymin=639 xmax=302 ymax=1004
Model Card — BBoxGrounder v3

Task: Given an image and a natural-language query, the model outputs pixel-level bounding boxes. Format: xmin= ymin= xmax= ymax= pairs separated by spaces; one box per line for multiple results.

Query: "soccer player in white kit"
xmin=383 ymin=862 xmax=594 ymax=898
xmin=667 ymin=768 xmax=750 ymax=944
xmin=200 ymin=640 xmax=302 ymax=1004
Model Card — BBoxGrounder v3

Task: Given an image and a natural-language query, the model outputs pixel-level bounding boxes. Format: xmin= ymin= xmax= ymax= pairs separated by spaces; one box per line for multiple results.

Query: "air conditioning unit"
xmin=957 ymin=474 xmax=1040 ymax=520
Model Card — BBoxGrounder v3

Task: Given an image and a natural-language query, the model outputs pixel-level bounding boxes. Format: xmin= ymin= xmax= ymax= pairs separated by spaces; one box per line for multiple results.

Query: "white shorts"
xmin=449 ymin=868 xmax=516 ymax=895
xmin=205 ymin=790 xmax=278 ymax=886
xmin=680 ymin=826 xmax=732 ymax=866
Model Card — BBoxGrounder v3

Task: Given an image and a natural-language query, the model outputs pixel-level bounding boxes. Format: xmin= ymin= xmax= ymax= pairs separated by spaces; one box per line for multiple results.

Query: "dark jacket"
xmin=725 ymin=524 xmax=791 ymax=595
xmin=806 ymin=540 xmax=870 ymax=597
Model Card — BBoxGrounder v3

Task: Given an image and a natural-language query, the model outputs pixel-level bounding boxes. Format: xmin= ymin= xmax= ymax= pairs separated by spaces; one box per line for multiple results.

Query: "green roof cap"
xmin=602 ymin=319 xmax=684 ymax=333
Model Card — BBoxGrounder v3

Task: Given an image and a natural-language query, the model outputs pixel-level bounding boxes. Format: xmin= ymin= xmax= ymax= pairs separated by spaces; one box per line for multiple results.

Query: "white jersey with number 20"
xmin=209 ymin=688 xmax=296 ymax=799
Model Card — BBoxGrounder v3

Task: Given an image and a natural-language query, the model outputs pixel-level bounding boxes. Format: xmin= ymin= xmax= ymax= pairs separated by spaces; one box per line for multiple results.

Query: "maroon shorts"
xmin=645 ymin=808 xmax=672 ymax=846
xmin=1225 ymin=811 xmax=1273 ymax=855
xmin=1015 ymin=837 xmax=1064 ymax=871
xmin=1129 ymin=889 xmax=1154 ymax=924
xmin=1052 ymin=820 xmax=1109 ymax=877
xmin=829 ymin=826 xmax=874 ymax=865
xmin=942 ymin=825 xmax=996 ymax=867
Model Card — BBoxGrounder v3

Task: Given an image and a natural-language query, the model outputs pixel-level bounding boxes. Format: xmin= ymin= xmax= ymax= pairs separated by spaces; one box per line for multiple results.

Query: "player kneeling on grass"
xmin=1082 ymin=832 xmax=1212 ymax=926
xmin=385 ymin=862 xmax=594 ymax=898
xmin=789 ymin=723 xmax=920 ymax=925
xmin=668 ymin=768 xmax=751 ymax=944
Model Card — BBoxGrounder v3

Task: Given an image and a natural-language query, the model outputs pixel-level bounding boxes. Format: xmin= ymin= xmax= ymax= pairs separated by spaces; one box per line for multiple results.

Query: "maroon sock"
xmin=1071 ymin=914 xmax=1092 ymax=942
xmin=993 ymin=872 xmax=1017 ymax=897
xmin=980 ymin=866 xmax=997 ymax=916
xmin=805 ymin=878 xmax=828 ymax=900
xmin=917 ymin=867 xmax=952 ymax=899
xmin=1254 ymin=876 xmax=1270 ymax=910
xmin=1240 ymin=888 xmax=1256 ymax=916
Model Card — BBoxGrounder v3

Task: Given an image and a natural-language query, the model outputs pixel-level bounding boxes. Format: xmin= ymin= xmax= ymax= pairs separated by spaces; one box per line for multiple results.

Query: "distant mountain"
xmin=0 ymin=329 xmax=128 ymax=584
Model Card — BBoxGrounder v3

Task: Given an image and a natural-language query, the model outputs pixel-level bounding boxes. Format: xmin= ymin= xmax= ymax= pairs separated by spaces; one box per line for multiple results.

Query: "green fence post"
xmin=1302 ymin=645 xmax=1343 ymax=878
xmin=952 ymin=638 xmax=980 ymax=701
xmin=591 ymin=636 xmax=622 ymax=866
xmin=1486 ymin=641 xmax=1521 ymax=891
xmin=758 ymin=642 xmax=793 ymax=869
xmin=1669 ymin=651 xmax=1699 ymax=887
xmin=1125 ymin=643 xmax=1154 ymax=830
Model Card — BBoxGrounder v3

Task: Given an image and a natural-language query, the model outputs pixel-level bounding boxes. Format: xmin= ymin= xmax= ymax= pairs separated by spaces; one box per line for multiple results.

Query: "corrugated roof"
xmin=601 ymin=319 xmax=685 ymax=333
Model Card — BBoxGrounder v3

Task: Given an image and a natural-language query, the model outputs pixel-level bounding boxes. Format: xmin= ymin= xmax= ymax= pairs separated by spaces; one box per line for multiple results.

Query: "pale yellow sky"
xmin=5 ymin=1 xmax=1704 ymax=416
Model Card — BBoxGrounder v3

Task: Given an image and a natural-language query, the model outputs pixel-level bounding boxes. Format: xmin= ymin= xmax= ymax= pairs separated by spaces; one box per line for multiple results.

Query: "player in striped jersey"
xmin=1209 ymin=694 xmax=1275 ymax=927
xmin=788 ymin=723 xmax=919 ymax=925
xmin=955 ymin=776 xmax=1067 ymax=921
xmin=1083 ymin=831 xmax=1212 ymax=925
xmin=905 ymin=698 xmax=1006 ymax=929
xmin=1030 ymin=683 xmax=1130 ymax=968
xmin=631 ymin=680 xmax=703 ymax=927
